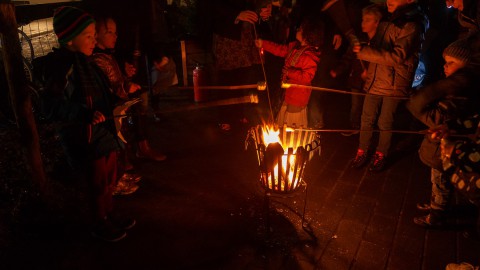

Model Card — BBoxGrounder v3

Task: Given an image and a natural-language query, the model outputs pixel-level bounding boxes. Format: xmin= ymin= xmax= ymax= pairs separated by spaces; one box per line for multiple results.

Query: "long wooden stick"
xmin=292 ymin=128 xmax=473 ymax=138
xmin=282 ymin=83 xmax=468 ymax=101
xmin=109 ymin=94 xmax=259 ymax=119
xmin=177 ymin=84 xmax=259 ymax=90
xmin=296 ymin=128 xmax=430 ymax=135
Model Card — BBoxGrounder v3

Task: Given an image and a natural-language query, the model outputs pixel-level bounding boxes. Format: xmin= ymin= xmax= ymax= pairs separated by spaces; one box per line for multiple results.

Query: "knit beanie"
xmin=53 ymin=6 xmax=95 ymax=45
xmin=443 ymin=38 xmax=471 ymax=63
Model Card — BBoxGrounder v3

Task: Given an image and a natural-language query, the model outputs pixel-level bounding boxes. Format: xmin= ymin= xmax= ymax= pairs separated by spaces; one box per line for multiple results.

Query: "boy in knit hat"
xmin=443 ymin=38 xmax=471 ymax=78
xmin=407 ymin=38 xmax=480 ymax=228
xmin=351 ymin=0 xmax=428 ymax=172
xmin=33 ymin=6 xmax=134 ymax=242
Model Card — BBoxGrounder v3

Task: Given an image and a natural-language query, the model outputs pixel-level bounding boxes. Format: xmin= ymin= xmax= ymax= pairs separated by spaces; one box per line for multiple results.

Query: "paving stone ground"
xmin=2 ymin=89 xmax=479 ymax=270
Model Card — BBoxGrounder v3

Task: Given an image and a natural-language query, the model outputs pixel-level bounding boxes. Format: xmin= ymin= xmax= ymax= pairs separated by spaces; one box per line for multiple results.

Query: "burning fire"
xmin=246 ymin=124 xmax=319 ymax=194
xmin=261 ymin=125 xmax=299 ymax=191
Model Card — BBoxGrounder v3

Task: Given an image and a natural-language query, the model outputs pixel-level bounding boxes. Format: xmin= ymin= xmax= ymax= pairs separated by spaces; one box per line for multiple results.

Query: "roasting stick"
xmin=253 ymin=24 xmax=275 ymax=124
xmin=294 ymin=128 xmax=430 ymax=135
xmin=290 ymin=128 xmax=472 ymax=138
xmin=177 ymin=84 xmax=259 ymax=90
xmin=108 ymin=94 xmax=259 ymax=119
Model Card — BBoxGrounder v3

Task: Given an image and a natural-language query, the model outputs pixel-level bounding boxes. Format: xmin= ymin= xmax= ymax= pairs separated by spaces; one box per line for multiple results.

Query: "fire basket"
xmin=245 ymin=125 xmax=321 ymax=194
xmin=246 ymin=125 xmax=321 ymax=233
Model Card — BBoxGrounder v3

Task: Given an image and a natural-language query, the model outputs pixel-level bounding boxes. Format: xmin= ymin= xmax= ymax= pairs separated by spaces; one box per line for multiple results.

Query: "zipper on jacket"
xmin=391 ymin=68 xmax=395 ymax=86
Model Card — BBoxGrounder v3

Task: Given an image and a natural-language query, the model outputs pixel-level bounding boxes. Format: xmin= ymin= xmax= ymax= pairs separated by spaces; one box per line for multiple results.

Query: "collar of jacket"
xmin=93 ymin=47 xmax=115 ymax=55
xmin=52 ymin=47 xmax=76 ymax=60
xmin=50 ymin=47 xmax=89 ymax=69
xmin=458 ymin=11 xmax=479 ymax=31
xmin=388 ymin=3 xmax=429 ymax=32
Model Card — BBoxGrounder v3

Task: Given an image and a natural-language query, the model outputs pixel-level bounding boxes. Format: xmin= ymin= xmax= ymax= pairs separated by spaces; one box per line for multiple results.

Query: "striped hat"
xmin=53 ymin=6 xmax=95 ymax=45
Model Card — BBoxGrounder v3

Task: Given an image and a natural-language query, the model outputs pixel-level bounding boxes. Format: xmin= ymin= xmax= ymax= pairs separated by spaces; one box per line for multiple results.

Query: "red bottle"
xmin=193 ymin=64 xmax=205 ymax=102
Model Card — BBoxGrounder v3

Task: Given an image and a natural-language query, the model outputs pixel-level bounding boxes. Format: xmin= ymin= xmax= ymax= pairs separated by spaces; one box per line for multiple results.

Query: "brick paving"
xmin=3 ymin=91 xmax=479 ymax=269
xmin=4 ymin=5 xmax=479 ymax=269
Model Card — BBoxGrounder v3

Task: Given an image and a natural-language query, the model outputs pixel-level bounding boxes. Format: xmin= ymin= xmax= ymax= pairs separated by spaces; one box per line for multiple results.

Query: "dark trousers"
xmin=359 ymin=95 xmax=401 ymax=155
xmin=131 ymin=91 xmax=150 ymax=142
xmin=350 ymin=88 xmax=364 ymax=128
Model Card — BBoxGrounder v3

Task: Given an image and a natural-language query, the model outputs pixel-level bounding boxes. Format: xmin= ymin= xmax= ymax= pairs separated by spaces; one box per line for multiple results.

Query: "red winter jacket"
xmin=262 ymin=40 xmax=320 ymax=107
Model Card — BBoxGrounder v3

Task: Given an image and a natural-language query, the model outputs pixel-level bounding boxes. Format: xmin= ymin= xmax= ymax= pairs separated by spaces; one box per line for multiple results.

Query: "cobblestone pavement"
xmin=2 ymin=90 xmax=479 ymax=270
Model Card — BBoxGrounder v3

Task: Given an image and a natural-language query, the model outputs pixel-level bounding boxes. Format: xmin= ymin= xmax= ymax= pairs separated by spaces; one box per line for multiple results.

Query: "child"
xmin=255 ymin=16 xmax=323 ymax=128
xmin=351 ymin=0 xmax=428 ymax=171
xmin=443 ymin=39 xmax=470 ymax=77
xmin=150 ymin=48 xmax=178 ymax=115
xmin=33 ymin=7 xmax=133 ymax=242
xmin=93 ymin=15 xmax=166 ymax=165
xmin=92 ymin=15 xmax=142 ymax=196
xmin=407 ymin=38 xmax=480 ymax=227
xmin=330 ymin=4 xmax=383 ymax=136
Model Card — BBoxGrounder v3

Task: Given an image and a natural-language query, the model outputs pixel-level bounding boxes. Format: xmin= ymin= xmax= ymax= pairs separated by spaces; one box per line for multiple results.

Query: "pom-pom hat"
xmin=53 ymin=6 xmax=95 ymax=45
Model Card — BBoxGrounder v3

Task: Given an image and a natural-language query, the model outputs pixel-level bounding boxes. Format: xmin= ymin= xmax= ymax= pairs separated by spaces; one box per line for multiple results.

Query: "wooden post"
xmin=180 ymin=40 xmax=188 ymax=86
xmin=0 ymin=2 xmax=47 ymax=195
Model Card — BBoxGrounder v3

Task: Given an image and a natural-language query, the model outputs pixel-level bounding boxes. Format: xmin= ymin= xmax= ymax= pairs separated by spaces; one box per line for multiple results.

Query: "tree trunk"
xmin=0 ymin=2 xmax=47 ymax=195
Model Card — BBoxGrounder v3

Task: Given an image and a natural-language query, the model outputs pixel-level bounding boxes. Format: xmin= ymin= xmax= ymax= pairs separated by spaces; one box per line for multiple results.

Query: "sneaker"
xmin=416 ymin=203 xmax=431 ymax=211
xmin=91 ymin=222 xmax=126 ymax=242
xmin=113 ymin=180 xmax=139 ymax=196
xmin=109 ymin=216 xmax=136 ymax=230
xmin=153 ymin=114 xmax=161 ymax=122
xmin=351 ymin=149 xmax=368 ymax=169
xmin=413 ymin=213 xmax=445 ymax=228
xmin=446 ymin=262 xmax=479 ymax=270
xmin=218 ymin=123 xmax=231 ymax=131
xmin=120 ymin=173 xmax=142 ymax=183
xmin=369 ymin=151 xmax=386 ymax=172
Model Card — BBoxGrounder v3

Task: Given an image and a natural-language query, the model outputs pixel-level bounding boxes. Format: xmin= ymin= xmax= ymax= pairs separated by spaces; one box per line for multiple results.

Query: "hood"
xmin=389 ymin=3 xmax=429 ymax=34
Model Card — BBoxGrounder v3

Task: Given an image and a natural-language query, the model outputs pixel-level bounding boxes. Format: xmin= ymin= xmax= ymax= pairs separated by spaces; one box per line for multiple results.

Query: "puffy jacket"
xmin=357 ymin=3 xmax=428 ymax=97
xmin=262 ymin=40 xmax=320 ymax=107
xmin=92 ymin=48 xmax=131 ymax=101
xmin=332 ymin=32 xmax=374 ymax=90
xmin=406 ymin=67 xmax=480 ymax=169
xmin=33 ymin=48 xmax=121 ymax=162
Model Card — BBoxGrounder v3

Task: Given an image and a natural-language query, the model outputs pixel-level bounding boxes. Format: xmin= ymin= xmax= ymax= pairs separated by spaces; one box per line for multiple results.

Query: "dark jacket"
xmin=33 ymin=48 xmax=121 ymax=164
xmin=210 ymin=0 xmax=271 ymax=40
xmin=332 ymin=32 xmax=376 ymax=90
xmin=357 ymin=3 xmax=428 ymax=97
xmin=407 ymin=67 xmax=480 ymax=170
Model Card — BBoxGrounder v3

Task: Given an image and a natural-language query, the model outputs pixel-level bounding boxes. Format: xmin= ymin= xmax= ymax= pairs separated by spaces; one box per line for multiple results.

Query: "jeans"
xmin=359 ymin=95 xmax=401 ymax=154
xmin=350 ymin=88 xmax=364 ymax=128
xmin=430 ymin=168 xmax=453 ymax=211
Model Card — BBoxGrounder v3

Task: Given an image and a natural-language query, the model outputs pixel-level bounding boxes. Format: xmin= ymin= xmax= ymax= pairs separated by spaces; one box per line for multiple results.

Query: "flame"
xmin=261 ymin=125 xmax=281 ymax=146
xmin=260 ymin=125 xmax=299 ymax=191
xmin=260 ymin=125 xmax=294 ymax=148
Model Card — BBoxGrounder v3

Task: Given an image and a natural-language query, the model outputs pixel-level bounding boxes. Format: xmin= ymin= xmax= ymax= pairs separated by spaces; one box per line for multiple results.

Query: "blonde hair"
xmin=362 ymin=4 xmax=383 ymax=22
